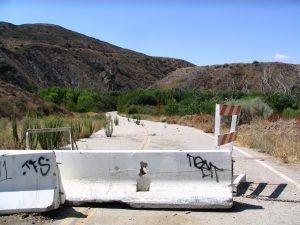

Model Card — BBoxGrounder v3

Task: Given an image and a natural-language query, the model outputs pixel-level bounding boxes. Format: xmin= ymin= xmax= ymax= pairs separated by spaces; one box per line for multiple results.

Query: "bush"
xmin=264 ymin=93 xmax=295 ymax=113
xmin=82 ymin=117 xmax=95 ymax=137
xmin=105 ymin=117 xmax=113 ymax=137
xmin=237 ymin=98 xmax=273 ymax=124
xmin=127 ymin=105 xmax=139 ymax=114
xmin=164 ymin=98 xmax=179 ymax=115
xmin=282 ymin=108 xmax=300 ymax=118
xmin=114 ymin=116 xmax=119 ymax=126
xmin=136 ymin=93 xmax=157 ymax=106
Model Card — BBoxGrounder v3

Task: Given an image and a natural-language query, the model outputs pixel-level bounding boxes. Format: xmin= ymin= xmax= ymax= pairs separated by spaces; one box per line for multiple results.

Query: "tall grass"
xmin=38 ymin=117 xmax=64 ymax=149
xmin=0 ymin=113 xmax=105 ymax=150
xmin=70 ymin=119 xmax=83 ymax=140
xmin=11 ymin=108 xmax=19 ymax=144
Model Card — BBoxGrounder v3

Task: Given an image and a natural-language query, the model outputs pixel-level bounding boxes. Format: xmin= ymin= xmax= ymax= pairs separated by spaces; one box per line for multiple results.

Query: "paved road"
xmin=2 ymin=113 xmax=300 ymax=225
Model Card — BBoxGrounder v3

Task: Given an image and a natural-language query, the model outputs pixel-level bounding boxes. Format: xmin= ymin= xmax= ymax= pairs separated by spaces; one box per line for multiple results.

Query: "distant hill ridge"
xmin=153 ymin=62 xmax=300 ymax=92
xmin=0 ymin=22 xmax=193 ymax=92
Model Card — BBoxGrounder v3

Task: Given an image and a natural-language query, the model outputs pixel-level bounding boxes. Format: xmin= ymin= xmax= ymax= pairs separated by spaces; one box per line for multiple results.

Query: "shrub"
xmin=187 ymin=101 xmax=200 ymax=115
xmin=164 ymin=98 xmax=179 ymax=115
xmin=237 ymin=98 xmax=273 ymax=124
xmin=70 ymin=119 xmax=83 ymax=140
xmin=127 ymin=105 xmax=139 ymax=114
xmin=114 ymin=116 xmax=119 ymax=126
xmin=38 ymin=117 xmax=64 ymax=149
xmin=282 ymin=108 xmax=300 ymax=118
xmin=134 ymin=115 xmax=141 ymax=125
xmin=82 ymin=117 xmax=95 ymax=138
xmin=199 ymin=100 xmax=215 ymax=115
xmin=105 ymin=118 xmax=113 ymax=137
xmin=136 ymin=93 xmax=157 ymax=106
xmin=264 ymin=93 xmax=294 ymax=113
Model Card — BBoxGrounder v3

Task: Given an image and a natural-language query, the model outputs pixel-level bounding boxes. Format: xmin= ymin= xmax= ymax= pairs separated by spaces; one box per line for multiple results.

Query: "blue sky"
xmin=0 ymin=0 xmax=299 ymax=66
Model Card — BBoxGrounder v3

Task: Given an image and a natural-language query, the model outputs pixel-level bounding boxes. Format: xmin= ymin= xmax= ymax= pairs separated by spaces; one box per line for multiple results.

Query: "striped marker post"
xmin=214 ymin=104 xmax=241 ymax=150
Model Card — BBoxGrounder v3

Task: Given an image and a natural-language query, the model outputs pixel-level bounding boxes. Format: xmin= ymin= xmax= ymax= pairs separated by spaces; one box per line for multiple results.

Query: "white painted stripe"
xmin=198 ymin=130 xmax=300 ymax=189
xmin=234 ymin=147 xmax=300 ymax=189
xmin=224 ymin=105 xmax=231 ymax=115
xmin=218 ymin=132 xmax=237 ymax=145
xmin=232 ymin=106 xmax=238 ymax=115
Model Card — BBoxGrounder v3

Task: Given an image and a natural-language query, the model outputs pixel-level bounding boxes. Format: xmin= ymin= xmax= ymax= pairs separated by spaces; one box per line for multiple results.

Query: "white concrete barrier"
xmin=0 ymin=151 xmax=60 ymax=214
xmin=56 ymin=150 xmax=233 ymax=209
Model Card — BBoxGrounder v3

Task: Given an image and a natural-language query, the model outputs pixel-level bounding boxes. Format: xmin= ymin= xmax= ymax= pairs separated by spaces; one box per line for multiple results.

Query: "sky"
xmin=0 ymin=0 xmax=299 ymax=66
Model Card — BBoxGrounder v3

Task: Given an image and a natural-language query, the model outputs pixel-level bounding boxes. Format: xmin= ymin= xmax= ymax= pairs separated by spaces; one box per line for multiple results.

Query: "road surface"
xmin=1 ymin=112 xmax=300 ymax=225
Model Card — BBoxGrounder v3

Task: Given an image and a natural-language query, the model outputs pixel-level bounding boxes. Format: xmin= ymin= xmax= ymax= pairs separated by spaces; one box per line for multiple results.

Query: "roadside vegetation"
xmin=1 ymin=87 xmax=299 ymax=162
xmin=38 ymin=87 xmax=300 ymax=119
xmin=0 ymin=113 xmax=105 ymax=150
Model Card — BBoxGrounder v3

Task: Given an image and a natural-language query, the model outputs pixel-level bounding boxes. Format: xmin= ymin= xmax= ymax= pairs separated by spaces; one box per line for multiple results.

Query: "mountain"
xmin=0 ymin=22 xmax=194 ymax=92
xmin=152 ymin=62 xmax=300 ymax=92
xmin=0 ymin=22 xmax=299 ymax=117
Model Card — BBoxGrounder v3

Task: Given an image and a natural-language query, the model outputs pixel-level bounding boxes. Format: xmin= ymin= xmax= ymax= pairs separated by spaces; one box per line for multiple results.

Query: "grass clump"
xmin=105 ymin=115 xmax=113 ymax=137
xmin=114 ymin=116 xmax=119 ymax=126
xmin=38 ymin=117 xmax=64 ymax=149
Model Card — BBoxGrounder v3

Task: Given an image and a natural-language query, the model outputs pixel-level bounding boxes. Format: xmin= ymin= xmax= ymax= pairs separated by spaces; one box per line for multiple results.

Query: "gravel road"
xmin=1 ymin=112 xmax=299 ymax=225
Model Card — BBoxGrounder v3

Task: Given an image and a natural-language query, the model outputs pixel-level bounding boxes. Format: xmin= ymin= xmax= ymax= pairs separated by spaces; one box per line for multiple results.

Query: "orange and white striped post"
xmin=214 ymin=104 xmax=241 ymax=150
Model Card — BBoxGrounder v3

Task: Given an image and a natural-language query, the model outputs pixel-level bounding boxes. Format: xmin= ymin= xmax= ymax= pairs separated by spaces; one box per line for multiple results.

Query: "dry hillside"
xmin=0 ymin=22 xmax=193 ymax=92
xmin=153 ymin=62 xmax=300 ymax=92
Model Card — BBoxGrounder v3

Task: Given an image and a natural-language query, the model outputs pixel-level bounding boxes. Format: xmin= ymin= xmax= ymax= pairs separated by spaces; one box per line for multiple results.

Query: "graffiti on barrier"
xmin=21 ymin=156 xmax=51 ymax=176
xmin=186 ymin=153 xmax=224 ymax=182
xmin=0 ymin=159 xmax=12 ymax=182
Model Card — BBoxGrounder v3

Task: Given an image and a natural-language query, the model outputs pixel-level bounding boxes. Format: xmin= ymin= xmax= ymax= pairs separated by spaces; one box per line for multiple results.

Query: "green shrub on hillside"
xmin=38 ymin=87 xmax=300 ymax=123
xmin=165 ymin=98 xmax=179 ymax=115
xmin=282 ymin=108 xmax=300 ymax=118
xmin=237 ymin=98 xmax=273 ymax=124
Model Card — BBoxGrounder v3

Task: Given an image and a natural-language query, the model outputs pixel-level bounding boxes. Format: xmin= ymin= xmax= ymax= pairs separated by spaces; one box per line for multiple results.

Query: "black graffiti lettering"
xmin=38 ymin=157 xmax=51 ymax=176
xmin=29 ymin=160 xmax=38 ymax=173
xmin=187 ymin=154 xmax=193 ymax=167
xmin=0 ymin=160 xmax=12 ymax=182
xmin=22 ymin=157 xmax=51 ymax=176
xmin=21 ymin=161 xmax=30 ymax=170
xmin=186 ymin=154 xmax=224 ymax=182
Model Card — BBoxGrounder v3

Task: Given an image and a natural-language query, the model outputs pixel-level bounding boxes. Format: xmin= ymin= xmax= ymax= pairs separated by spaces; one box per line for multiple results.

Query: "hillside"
xmin=0 ymin=80 xmax=68 ymax=117
xmin=153 ymin=62 xmax=300 ymax=92
xmin=0 ymin=22 xmax=193 ymax=92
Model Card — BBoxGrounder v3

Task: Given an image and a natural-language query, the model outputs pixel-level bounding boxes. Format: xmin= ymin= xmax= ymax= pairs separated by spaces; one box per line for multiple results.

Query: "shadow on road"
xmin=42 ymin=206 xmax=87 ymax=220
xmin=237 ymin=182 xmax=287 ymax=199
xmin=52 ymin=200 xmax=263 ymax=215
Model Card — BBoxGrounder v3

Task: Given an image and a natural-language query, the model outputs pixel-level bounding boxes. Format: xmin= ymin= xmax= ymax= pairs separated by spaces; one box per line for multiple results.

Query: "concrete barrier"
xmin=0 ymin=151 xmax=60 ymax=214
xmin=56 ymin=150 xmax=233 ymax=209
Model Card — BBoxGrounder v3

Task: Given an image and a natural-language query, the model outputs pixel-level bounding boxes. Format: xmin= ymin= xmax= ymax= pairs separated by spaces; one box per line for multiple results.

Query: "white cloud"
xmin=274 ymin=53 xmax=289 ymax=60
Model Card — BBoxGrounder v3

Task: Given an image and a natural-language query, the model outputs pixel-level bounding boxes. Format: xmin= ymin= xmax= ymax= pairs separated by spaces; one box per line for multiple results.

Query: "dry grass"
xmin=238 ymin=119 xmax=300 ymax=163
